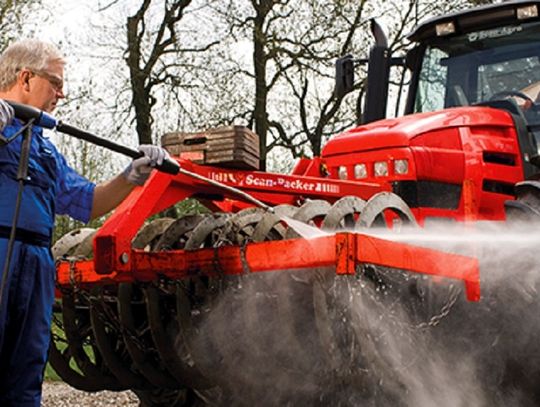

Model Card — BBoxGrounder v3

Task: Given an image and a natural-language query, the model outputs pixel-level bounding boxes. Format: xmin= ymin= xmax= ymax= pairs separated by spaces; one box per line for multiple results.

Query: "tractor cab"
xmin=409 ymin=7 xmax=540 ymax=113
xmin=407 ymin=0 xmax=540 ymax=179
xmin=328 ymin=1 xmax=540 ymax=222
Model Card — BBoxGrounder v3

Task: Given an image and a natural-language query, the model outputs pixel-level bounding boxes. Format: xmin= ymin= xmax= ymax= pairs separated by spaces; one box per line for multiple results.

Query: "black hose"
xmin=0 ymin=121 xmax=35 ymax=312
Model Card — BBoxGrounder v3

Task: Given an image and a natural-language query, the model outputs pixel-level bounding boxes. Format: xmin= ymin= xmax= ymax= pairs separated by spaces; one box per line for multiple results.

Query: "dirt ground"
xmin=42 ymin=382 xmax=139 ymax=406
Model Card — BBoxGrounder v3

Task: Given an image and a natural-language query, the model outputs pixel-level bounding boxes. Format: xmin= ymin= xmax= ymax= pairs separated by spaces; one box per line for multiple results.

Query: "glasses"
xmin=29 ymin=69 xmax=64 ymax=93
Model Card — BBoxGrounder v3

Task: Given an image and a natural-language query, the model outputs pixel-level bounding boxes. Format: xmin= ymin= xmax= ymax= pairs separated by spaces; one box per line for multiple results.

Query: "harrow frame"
xmin=56 ymin=159 xmax=480 ymax=302
xmin=58 ymin=232 xmax=480 ymax=301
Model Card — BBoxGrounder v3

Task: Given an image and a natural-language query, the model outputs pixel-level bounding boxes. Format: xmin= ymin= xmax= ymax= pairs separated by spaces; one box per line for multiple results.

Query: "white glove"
xmin=0 ymin=99 xmax=14 ymax=131
xmin=123 ymin=145 xmax=171 ymax=186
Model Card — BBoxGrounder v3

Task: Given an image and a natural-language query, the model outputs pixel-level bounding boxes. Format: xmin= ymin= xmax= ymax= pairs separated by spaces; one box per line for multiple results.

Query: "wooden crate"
xmin=161 ymin=125 xmax=259 ymax=170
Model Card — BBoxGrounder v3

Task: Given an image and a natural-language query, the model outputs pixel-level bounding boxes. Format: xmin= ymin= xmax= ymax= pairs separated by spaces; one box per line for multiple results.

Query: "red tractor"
xmin=49 ymin=1 xmax=540 ymax=405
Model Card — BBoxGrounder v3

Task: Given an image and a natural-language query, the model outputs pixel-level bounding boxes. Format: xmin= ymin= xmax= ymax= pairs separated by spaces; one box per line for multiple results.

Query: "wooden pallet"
xmin=161 ymin=125 xmax=260 ymax=170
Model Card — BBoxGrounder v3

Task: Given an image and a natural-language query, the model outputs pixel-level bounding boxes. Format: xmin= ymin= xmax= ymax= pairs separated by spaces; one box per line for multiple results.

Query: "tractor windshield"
xmin=414 ymin=20 xmax=540 ymax=121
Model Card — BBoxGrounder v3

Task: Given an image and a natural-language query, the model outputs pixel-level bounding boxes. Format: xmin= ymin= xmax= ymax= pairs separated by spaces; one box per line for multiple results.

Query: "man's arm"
xmin=90 ymin=173 xmax=135 ymax=219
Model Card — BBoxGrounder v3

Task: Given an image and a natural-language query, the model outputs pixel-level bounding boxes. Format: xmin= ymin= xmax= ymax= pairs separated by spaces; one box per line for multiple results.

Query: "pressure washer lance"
xmin=7 ymin=101 xmax=274 ymax=212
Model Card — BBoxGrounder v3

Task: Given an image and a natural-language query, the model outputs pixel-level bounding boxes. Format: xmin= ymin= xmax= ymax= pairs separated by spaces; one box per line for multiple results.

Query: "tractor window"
xmin=415 ymin=47 xmax=448 ymax=113
xmin=478 ymin=56 xmax=540 ymax=103
xmin=413 ymin=21 xmax=540 ymax=116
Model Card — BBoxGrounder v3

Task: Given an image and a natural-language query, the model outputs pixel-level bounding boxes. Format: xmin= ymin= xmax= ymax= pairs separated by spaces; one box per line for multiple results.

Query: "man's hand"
xmin=0 ymin=99 xmax=14 ymax=131
xmin=123 ymin=145 xmax=171 ymax=186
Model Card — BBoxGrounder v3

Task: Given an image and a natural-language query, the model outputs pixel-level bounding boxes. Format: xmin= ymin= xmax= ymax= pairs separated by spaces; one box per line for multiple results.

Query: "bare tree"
xmin=211 ymin=0 xmax=490 ymax=167
xmin=211 ymin=1 xmax=374 ymax=168
xmin=124 ymin=0 xmax=221 ymax=145
xmin=0 ymin=0 xmax=42 ymax=50
xmin=52 ymin=0 xmax=501 ymax=179
xmin=266 ymin=0 xmax=500 ymax=160
xmin=265 ymin=0 xmax=372 ymax=158
xmin=127 ymin=0 xmax=188 ymax=144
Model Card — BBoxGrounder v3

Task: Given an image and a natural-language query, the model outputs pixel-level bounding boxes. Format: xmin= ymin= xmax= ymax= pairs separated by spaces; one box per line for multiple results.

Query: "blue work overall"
xmin=0 ymin=120 xmax=94 ymax=407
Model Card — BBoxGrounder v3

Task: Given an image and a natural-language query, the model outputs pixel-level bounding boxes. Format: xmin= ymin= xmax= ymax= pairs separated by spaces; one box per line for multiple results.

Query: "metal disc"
xmin=48 ymin=314 xmax=106 ymax=392
xmin=355 ymin=192 xmax=417 ymax=229
xmin=89 ymin=286 xmax=152 ymax=390
xmin=52 ymin=228 xmax=95 ymax=260
xmin=175 ymin=279 xmax=223 ymax=385
xmin=184 ymin=214 xmax=231 ymax=250
xmin=72 ymin=230 xmax=97 ymax=258
xmin=154 ymin=215 xmax=205 ymax=251
xmin=117 ymin=283 xmax=179 ymax=388
xmin=144 ymin=283 xmax=212 ymax=389
xmin=321 ymin=196 xmax=366 ymax=231
xmin=61 ymin=289 xmax=125 ymax=390
xmin=285 ymin=200 xmax=331 ymax=239
xmin=251 ymin=204 xmax=296 ymax=242
xmin=225 ymin=207 xmax=266 ymax=244
xmin=132 ymin=218 xmax=176 ymax=250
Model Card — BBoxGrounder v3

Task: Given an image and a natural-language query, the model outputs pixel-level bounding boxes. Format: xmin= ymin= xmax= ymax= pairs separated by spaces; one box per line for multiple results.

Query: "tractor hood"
xmin=321 ymin=106 xmax=515 ymax=158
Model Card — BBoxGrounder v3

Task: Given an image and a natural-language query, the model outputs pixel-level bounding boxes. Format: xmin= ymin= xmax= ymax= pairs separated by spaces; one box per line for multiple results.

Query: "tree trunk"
xmin=253 ymin=8 xmax=269 ymax=171
xmin=126 ymin=14 xmax=153 ymax=145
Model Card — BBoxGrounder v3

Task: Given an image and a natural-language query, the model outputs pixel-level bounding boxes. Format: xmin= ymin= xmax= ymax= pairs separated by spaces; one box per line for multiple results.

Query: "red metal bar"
xmin=58 ymin=232 xmax=480 ymax=301
xmin=92 ymin=159 xmax=389 ymax=275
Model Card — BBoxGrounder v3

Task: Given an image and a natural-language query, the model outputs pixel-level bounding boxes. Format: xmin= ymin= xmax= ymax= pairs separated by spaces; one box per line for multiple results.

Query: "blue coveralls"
xmin=0 ymin=119 xmax=95 ymax=407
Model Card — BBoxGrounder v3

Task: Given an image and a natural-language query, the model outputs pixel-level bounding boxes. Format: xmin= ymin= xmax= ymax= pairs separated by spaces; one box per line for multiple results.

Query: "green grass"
xmin=45 ymin=318 xmax=64 ymax=381
xmin=44 ymin=361 xmax=62 ymax=381
xmin=45 ymin=312 xmax=91 ymax=382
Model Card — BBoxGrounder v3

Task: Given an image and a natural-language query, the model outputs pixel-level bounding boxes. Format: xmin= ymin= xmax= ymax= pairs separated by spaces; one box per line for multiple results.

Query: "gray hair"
xmin=0 ymin=39 xmax=65 ymax=91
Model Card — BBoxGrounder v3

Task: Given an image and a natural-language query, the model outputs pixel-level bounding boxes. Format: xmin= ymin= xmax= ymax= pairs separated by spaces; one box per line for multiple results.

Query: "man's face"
xmin=26 ymin=60 xmax=65 ymax=112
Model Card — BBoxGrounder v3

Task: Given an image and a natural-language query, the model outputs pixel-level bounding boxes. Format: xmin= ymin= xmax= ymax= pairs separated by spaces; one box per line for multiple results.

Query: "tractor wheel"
xmin=505 ymin=180 xmax=540 ymax=222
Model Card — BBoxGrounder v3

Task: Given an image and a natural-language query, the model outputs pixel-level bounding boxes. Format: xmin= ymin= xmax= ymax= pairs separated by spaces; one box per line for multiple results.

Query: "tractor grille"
xmin=482 ymin=179 xmax=515 ymax=196
xmin=392 ymin=181 xmax=462 ymax=209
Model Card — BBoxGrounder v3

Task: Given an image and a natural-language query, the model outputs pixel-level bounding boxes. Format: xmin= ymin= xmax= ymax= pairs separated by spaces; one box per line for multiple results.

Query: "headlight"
xmin=394 ymin=159 xmax=409 ymax=175
xmin=517 ymin=5 xmax=538 ymax=20
xmin=354 ymin=164 xmax=367 ymax=179
xmin=435 ymin=21 xmax=455 ymax=36
xmin=338 ymin=166 xmax=348 ymax=180
xmin=374 ymin=161 xmax=388 ymax=177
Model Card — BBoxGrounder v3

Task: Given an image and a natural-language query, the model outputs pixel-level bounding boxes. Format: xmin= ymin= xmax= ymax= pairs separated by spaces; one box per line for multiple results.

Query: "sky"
xmin=38 ymin=0 xmax=96 ymax=42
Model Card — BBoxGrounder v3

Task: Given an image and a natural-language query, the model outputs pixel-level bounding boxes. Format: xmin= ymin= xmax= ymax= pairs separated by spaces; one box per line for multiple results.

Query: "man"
xmin=0 ymin=39 xmax=170 ymax=406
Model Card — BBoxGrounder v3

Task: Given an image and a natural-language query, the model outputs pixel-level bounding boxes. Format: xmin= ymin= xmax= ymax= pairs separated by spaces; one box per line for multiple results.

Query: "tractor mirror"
xmin=335 ymin=54 xmax=355 ymax=99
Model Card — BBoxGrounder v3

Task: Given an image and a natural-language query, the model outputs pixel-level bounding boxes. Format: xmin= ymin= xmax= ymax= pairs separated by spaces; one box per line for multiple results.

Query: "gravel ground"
xmin=42 ymin=382 xmax=139 ymax=406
